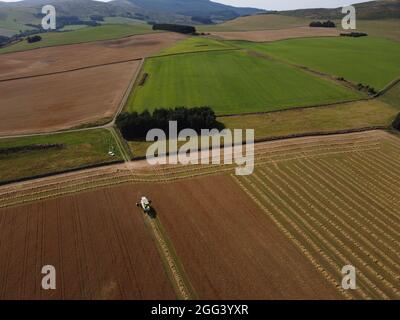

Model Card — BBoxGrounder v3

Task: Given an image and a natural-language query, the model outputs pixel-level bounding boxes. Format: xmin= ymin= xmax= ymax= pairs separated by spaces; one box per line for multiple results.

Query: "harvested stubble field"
xmin=235 ymin=130 xmax=400 ymax=299
xmin=211 ymin=26 xmax=340 ymax=42
xmin=0 ymin=32 xmax=185 ymax=80
xmin=0 ymin=131 xmax=399 ymax=299
xmin=0 ymin=185 xmax=176 ymax=299
xmin=0 ymin=61 xmax=139 ymax=136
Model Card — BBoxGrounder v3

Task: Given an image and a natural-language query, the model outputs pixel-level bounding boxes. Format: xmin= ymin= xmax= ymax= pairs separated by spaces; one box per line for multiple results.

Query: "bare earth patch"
xmin=0 ymin=61 xmax=140 ymax=136
xmin=211 ymin=27 xmax=340 ymax=42
xmin=0 ymin=32 xmax=186 ymax=80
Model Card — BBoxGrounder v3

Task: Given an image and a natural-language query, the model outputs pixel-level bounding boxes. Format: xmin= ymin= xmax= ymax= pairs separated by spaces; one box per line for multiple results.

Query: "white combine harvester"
xmin=136 ymin=196 xmax=152 ymax=213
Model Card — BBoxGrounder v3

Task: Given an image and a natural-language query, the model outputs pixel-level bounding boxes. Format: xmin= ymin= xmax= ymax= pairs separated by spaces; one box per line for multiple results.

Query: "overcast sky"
xmin=0 ymin=0 xmax=370 ymax=10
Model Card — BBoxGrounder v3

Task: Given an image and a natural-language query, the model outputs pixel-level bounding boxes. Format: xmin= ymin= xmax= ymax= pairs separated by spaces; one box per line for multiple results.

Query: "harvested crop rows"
xmin=235 ymin=131 xmax=400 ymax=299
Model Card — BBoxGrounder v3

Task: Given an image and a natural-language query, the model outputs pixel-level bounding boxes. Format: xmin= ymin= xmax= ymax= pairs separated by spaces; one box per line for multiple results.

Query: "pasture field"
xmin=0 ymin=61 xmax=140 ymax=136
xmin=356 ymin=19 xmax=400 ymax=42
xmin=157 ymin=36 xmax=235 ymax=56
xmin=221 ymin=99 xmax=398 ymax=140
xmin=127 ymin=50 xmax=362 ymax=115
xmin=235 ymin=130 xmax=400 ymax=299
xmin=0 ymin=185 xmax=175 ymax=299
xmin=0 ymin=129 xmax=122 ymax=183
xmin=197 ymin=14 xmax=310 ymax=32
xmin=231 ymin=37 xmax=400 ymax=90
xmin=210 ymin=26 xmax=339 ymax=42
xmin=0 ymin=24 xmax=155 ymax=54
xmin=127 ymin=99 xmax=398 ymax=159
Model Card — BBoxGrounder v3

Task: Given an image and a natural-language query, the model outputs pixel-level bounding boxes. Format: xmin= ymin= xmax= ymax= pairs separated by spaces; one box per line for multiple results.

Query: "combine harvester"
xmin=136 ymin=196 xmax=152 ymax=214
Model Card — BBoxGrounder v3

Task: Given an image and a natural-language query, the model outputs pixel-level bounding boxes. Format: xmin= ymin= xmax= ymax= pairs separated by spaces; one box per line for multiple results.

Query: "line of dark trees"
xmin=0 ymin=144 xmax=65 ymax=155
xmin=152 ymin=24 xmax=197 ymax=34
xmin=309 ymin=20 xmax=336 ymax=28
xmin=340 ymin=32 xmax=368 ymax=38
xmin=116 ymin=107 xmax=224 ymax=140
xmin=393 ymin=113 xmax=400 ymax=131
xmin=0 ymin=35 xmax=9 ymax=46
xmin=27 ymin=35 xmax=42 ymax=43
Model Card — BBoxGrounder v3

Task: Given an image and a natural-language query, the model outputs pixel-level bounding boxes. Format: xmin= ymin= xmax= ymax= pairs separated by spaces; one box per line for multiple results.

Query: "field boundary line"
xmin=0 ymin=58 xmax=142 ymax=83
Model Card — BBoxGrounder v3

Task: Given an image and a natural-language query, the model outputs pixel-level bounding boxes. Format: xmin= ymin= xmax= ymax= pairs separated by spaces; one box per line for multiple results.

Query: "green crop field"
xmin=230 ymin=36 xmax=400 ymax=91
xmin=127 ymin=50 xmax=362 ymax=115
xmin=157 ymin=36 xmax=236 ymax=56
xmin=0 ymin=23 xmax=155 ymax=54
xmin=0 ymin=129 xmax=122 ymax=183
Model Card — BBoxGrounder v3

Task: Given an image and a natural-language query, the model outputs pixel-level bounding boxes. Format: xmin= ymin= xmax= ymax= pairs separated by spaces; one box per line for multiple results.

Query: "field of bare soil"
xmin=0 ymin=61 xmax=140 ymax=135
xmin=0 ymin=32 xmax=186 ymax=80
xmin=211 ymin=26 xmax=340 ymax=42
xmin=0 ymin=185 xmax=175 ymax=299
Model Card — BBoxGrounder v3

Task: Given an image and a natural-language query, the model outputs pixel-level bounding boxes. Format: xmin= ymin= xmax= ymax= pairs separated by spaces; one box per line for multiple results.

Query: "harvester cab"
xmin=136 ymin=196 xmax=152 ymax=213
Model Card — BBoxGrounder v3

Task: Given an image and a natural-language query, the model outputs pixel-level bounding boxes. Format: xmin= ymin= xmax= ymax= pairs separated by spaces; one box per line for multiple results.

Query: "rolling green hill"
xmin=231 ymin=36 xmax=400 ymax=91
xmin=0 ymin=23 xmax=154 ymax=53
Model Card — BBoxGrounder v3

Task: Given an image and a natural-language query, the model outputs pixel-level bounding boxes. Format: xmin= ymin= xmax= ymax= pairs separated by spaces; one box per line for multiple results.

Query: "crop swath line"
xmin=253 ymin=170 xmax=391 ymax=299
xmin=302 ymin=158 xmax=400 ymax=239
xmin=266 ymin=165 xmax=400 ymax=292
xmin=265 ymin=166 xmax=400 ymax=275
xmin=352 ymin=152 xmax=400 ymax=186
xmin=71 ymin=199 xmax=87 ymax=298
xmin=287 ymin=162 xmax=400 ymax=265
xmin=144 ymin=214 xmax=195 ymax=300
xmin=233 ymin=174 xmax=353 ymax=299
xmin=330 ymin=157 xmax=400 ymax=218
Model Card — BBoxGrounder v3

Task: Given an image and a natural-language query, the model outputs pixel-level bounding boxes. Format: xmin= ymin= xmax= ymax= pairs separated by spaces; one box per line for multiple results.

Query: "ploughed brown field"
xmin=0 ymin=61 xmax=140 ymax=135
xmin=0 ymin=175 xmax=340 ymax=300
xmin=0 ymin=185 xmax=176 ymax=300
xmin=211 ymin=26 xmax=340 ymax=42
xmin=137 ymin=175 xmax=341 ymax=300
xmin=0 ymin=32 xmax=186 ymax=80
xmin=0 ymin=32 xmax=186 ymax=136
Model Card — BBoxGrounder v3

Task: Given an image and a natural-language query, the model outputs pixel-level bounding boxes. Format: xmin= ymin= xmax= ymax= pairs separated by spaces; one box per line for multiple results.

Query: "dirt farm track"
xmin=1 ymin=130 xmax=399 ymax=299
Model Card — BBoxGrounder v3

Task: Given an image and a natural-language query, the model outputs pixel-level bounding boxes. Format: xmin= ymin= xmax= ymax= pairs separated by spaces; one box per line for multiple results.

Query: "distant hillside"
xmin=0 ymin=0 xmax=263 ymax=37
xmin=125 ymin=0 xmax=262 ymax=22
xmin=278 ymin=0 xmax=400 ymax=20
